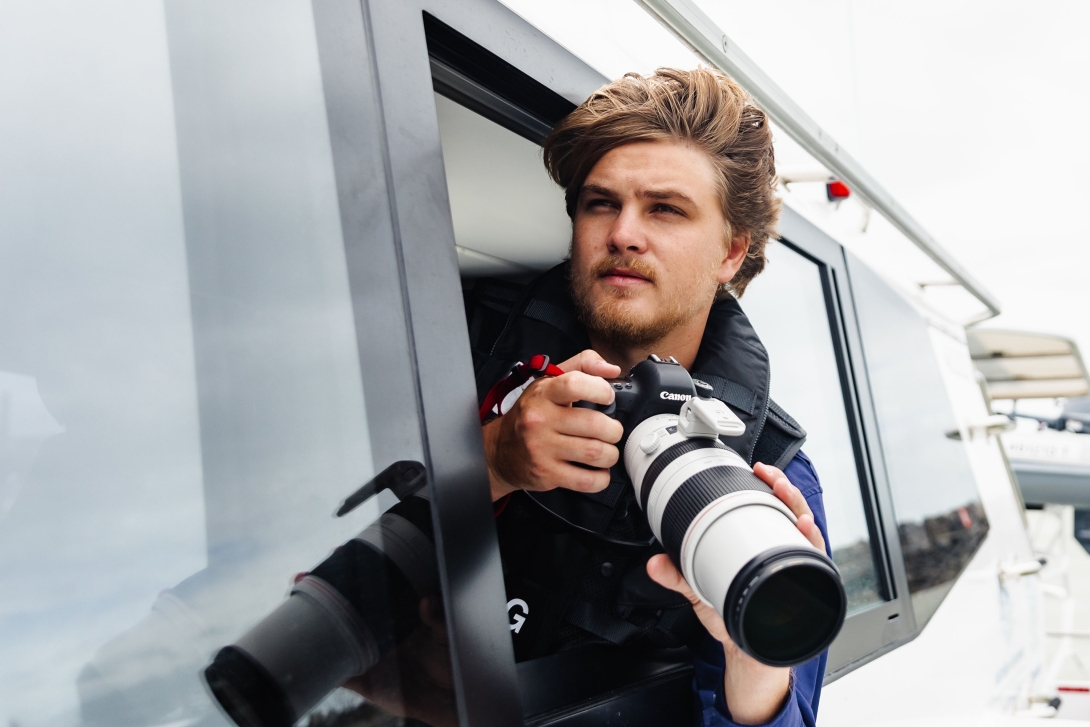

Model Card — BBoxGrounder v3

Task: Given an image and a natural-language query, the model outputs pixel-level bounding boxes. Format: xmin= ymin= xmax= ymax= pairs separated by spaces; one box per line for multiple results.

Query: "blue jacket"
xmin=694 ymin=451 xmax=829 ymax=727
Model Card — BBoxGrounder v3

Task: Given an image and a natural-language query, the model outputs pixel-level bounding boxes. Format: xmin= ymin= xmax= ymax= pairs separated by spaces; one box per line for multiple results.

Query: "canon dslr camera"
xmin=577 ymin=355 xmax=846 ymax=666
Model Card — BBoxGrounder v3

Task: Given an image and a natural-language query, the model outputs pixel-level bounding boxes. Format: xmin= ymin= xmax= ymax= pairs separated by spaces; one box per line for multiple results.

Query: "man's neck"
xmin=588 ymin=307 xmax=711 ymax=374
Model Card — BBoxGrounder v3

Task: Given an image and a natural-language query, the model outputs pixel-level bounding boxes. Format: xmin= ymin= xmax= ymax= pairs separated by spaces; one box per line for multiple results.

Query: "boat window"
xmin=0 ymin=2 xmax=456 ymax=725
xmin=431 ymin=45 xmax=896 ymax=712
xmin=435 ymin=63 xmax=892 ymax=627
xmin=741 ymin=243 xmax=885 ymax=614
xmin=846 ymin=253 xmax=989 ymax=628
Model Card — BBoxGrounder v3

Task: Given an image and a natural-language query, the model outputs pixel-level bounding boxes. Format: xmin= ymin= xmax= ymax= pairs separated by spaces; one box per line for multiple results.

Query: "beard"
xmin=569 ymin=253 xmax=720 ymax=350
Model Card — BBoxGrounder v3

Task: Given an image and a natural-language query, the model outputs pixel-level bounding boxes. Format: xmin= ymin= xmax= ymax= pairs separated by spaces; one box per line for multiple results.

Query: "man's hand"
xmin=754 ymin=461 xmax=825 ymax=552
xmin=646 ymin=462 xmax=822 ymax=725
xmin=482 ymin=350 xmax=624 ymax=501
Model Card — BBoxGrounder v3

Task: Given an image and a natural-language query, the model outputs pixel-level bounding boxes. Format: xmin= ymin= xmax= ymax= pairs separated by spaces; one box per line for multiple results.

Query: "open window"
xmin=354 ymin=0 xmax=990 ymax=713
xmin=409 ymin=0 xmax=992 ymax=692
xmin=425 ymin=12 xmax=702 ymax=724
xmin=368 ymin=0 xmax=934 ymax=708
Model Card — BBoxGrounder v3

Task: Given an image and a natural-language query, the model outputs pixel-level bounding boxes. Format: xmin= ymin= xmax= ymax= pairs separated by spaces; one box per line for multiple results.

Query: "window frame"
xmin=310 ymin=0 xmax=920 ymax=721
xmin=776 ymin=209 xmax=918 ymax=680
xmin=310 ymin=1 xmax=558 ymax=724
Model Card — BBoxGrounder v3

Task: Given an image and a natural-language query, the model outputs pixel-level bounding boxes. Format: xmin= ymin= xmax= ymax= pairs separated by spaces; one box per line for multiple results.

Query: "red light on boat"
xmin=826 ymin=180 xmax=851 ymax=201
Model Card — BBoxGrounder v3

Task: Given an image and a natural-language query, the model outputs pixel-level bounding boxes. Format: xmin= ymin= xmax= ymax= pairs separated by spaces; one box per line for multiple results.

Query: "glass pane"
xmin=0 ymin=2 xmax=454 ymax=726
xmin=740 ymin=242 xmax=883 ymax=614
xmin=846 ymin=253 xmax=988 ymax=628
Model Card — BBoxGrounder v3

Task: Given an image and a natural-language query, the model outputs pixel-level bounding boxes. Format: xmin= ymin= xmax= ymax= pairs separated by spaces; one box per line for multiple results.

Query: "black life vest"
xmin=465 ymin=263 xmax=807 ymax=661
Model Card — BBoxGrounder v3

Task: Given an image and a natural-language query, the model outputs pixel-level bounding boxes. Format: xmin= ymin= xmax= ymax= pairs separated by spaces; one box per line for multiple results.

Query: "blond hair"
xmin=543 ymin=67 xmax=779 ymax=296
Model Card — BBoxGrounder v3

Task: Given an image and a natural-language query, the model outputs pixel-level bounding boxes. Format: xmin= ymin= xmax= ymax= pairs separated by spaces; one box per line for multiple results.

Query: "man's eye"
xmin=653 ymin=204 xmax=683 ymax=216
xmin=586 ymin=198 xmax=615 ymax=210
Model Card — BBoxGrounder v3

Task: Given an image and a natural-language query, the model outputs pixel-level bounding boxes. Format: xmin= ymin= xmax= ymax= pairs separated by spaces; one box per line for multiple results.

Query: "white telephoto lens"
xmin=625 ymin=414 xmax=846 ymax=666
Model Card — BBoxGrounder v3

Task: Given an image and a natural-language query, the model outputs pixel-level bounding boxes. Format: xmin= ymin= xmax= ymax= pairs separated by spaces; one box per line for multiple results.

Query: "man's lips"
xmin=599 ymin=267 xmax=652 ymax=286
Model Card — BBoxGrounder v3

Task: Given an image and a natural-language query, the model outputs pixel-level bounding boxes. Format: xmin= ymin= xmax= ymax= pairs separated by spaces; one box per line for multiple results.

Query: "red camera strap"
xmin=479 ymin=354 xmax=563 ymax=518
xmin=478 ymin=354 xmax=564 ymax=423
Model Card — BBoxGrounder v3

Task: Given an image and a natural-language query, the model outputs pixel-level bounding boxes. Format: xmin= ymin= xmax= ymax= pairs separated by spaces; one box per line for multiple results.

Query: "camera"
xmin=577 ymin=355 xmax=847 ymax=666
xmin=203 ymin=461 xmax=437 ymax=727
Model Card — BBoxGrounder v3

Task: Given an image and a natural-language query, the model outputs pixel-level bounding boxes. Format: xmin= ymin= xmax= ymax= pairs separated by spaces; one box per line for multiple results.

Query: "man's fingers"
xmin=543 ymin=370 xmax=615 ymax=406
xmin=771 ymin=478 xmax=809 ymax=521
xmin=554 ymin=461 xmax=612 ymax=493
xmin=514 ymin=453 xmax=611 ymax=494
xmin=557 ymin=349 xmax=622 ymax=379
xmin=754 ymin=462 xmax=826 ymax=552
xmin=573 ymin=437 xmax=619 ymax=469
xmin=554 ymin=407 xmax=624 ymax=444
xmin=795 ymin=513 xmax=824 ymax=551
xmin=531 ymin=431 xmax=619 ymax=473
xmin=646 ymin=554 xmax=699 ymax=605
xmin=648 ymin=554 xmax=731 ymax=644
xmin=754 ymin=462 xmax=809 ymax=518
xmin=753 ymin=461 xmax=788 ymax=489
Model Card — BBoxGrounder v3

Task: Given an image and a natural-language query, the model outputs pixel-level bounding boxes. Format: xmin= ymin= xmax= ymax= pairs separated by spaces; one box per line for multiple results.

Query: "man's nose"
xmin=606 ymin=205 xmax=647 ymax=254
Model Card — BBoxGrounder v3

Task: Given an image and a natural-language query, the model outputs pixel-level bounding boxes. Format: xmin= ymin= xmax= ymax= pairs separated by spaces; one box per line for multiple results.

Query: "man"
xmin=467 ymin=68 xmax=829 ymax=727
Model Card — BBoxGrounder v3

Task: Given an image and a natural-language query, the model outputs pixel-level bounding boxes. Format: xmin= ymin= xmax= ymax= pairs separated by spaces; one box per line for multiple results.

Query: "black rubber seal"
xmin=723 ymin=547 xmax=847 ymax=667
xmin=205 ymin=645 xmax=295 ymax=727
xmin=639 ymin=438 xmax=729 ymax=513
xmin=658 ymin=466 xmax=771 ymax=561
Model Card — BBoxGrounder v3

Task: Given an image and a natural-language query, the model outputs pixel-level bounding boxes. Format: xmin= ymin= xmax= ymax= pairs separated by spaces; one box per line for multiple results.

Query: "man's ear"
xmin=718 ymin=231 xmax=750 ymax=284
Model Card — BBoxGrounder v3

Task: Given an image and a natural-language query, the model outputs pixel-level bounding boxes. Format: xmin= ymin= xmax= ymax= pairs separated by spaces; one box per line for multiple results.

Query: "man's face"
xmin=569 ymin=140 xmax=742 ymax=348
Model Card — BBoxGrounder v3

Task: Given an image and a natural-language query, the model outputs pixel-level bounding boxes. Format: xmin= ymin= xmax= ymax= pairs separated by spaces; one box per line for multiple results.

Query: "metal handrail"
xmin=637 ymin=0 xmax=1001 ymax=324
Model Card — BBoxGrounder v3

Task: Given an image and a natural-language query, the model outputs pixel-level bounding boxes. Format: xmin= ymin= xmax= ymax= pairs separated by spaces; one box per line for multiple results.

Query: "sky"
xmin=506 ymin=0 xmax=1090 ymax=360
xmin=697 ymin=0 xmax=1090 ymax=340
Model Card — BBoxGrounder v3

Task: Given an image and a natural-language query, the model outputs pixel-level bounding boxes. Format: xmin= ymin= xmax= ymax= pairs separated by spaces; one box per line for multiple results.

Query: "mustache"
xmin=589 ymin=255 xmax=658 ymax=284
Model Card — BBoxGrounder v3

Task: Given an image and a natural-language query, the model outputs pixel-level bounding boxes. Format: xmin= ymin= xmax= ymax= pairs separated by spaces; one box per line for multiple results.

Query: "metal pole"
xmin=637 ymin=0 xmax=1001 ymax=324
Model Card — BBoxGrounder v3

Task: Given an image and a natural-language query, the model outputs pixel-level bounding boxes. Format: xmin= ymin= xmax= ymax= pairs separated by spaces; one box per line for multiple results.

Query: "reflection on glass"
xmin=848 ymin=257 xmax=988 ymax=627
xmin=741 ymin=241 xmax=881 ymax=613
xmin=0 ymin=372 xmax=65 ymax=519
xmin=0 ymin=2 xmax=454 ymax=726
xmin=204 ymin=463 xmax=453 ymax=727
xmin=897 ymin=502 xmax=988 ymax=591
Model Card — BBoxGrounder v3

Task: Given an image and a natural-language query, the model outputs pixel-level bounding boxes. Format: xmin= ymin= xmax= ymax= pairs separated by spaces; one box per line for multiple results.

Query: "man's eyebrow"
xmin=580 ymin=183 xmax=617 ymax=198
xmin=580 ymin=184 xmax=696 ymax=206
xmin=640 ymin=188 xmax=696 ymax=206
